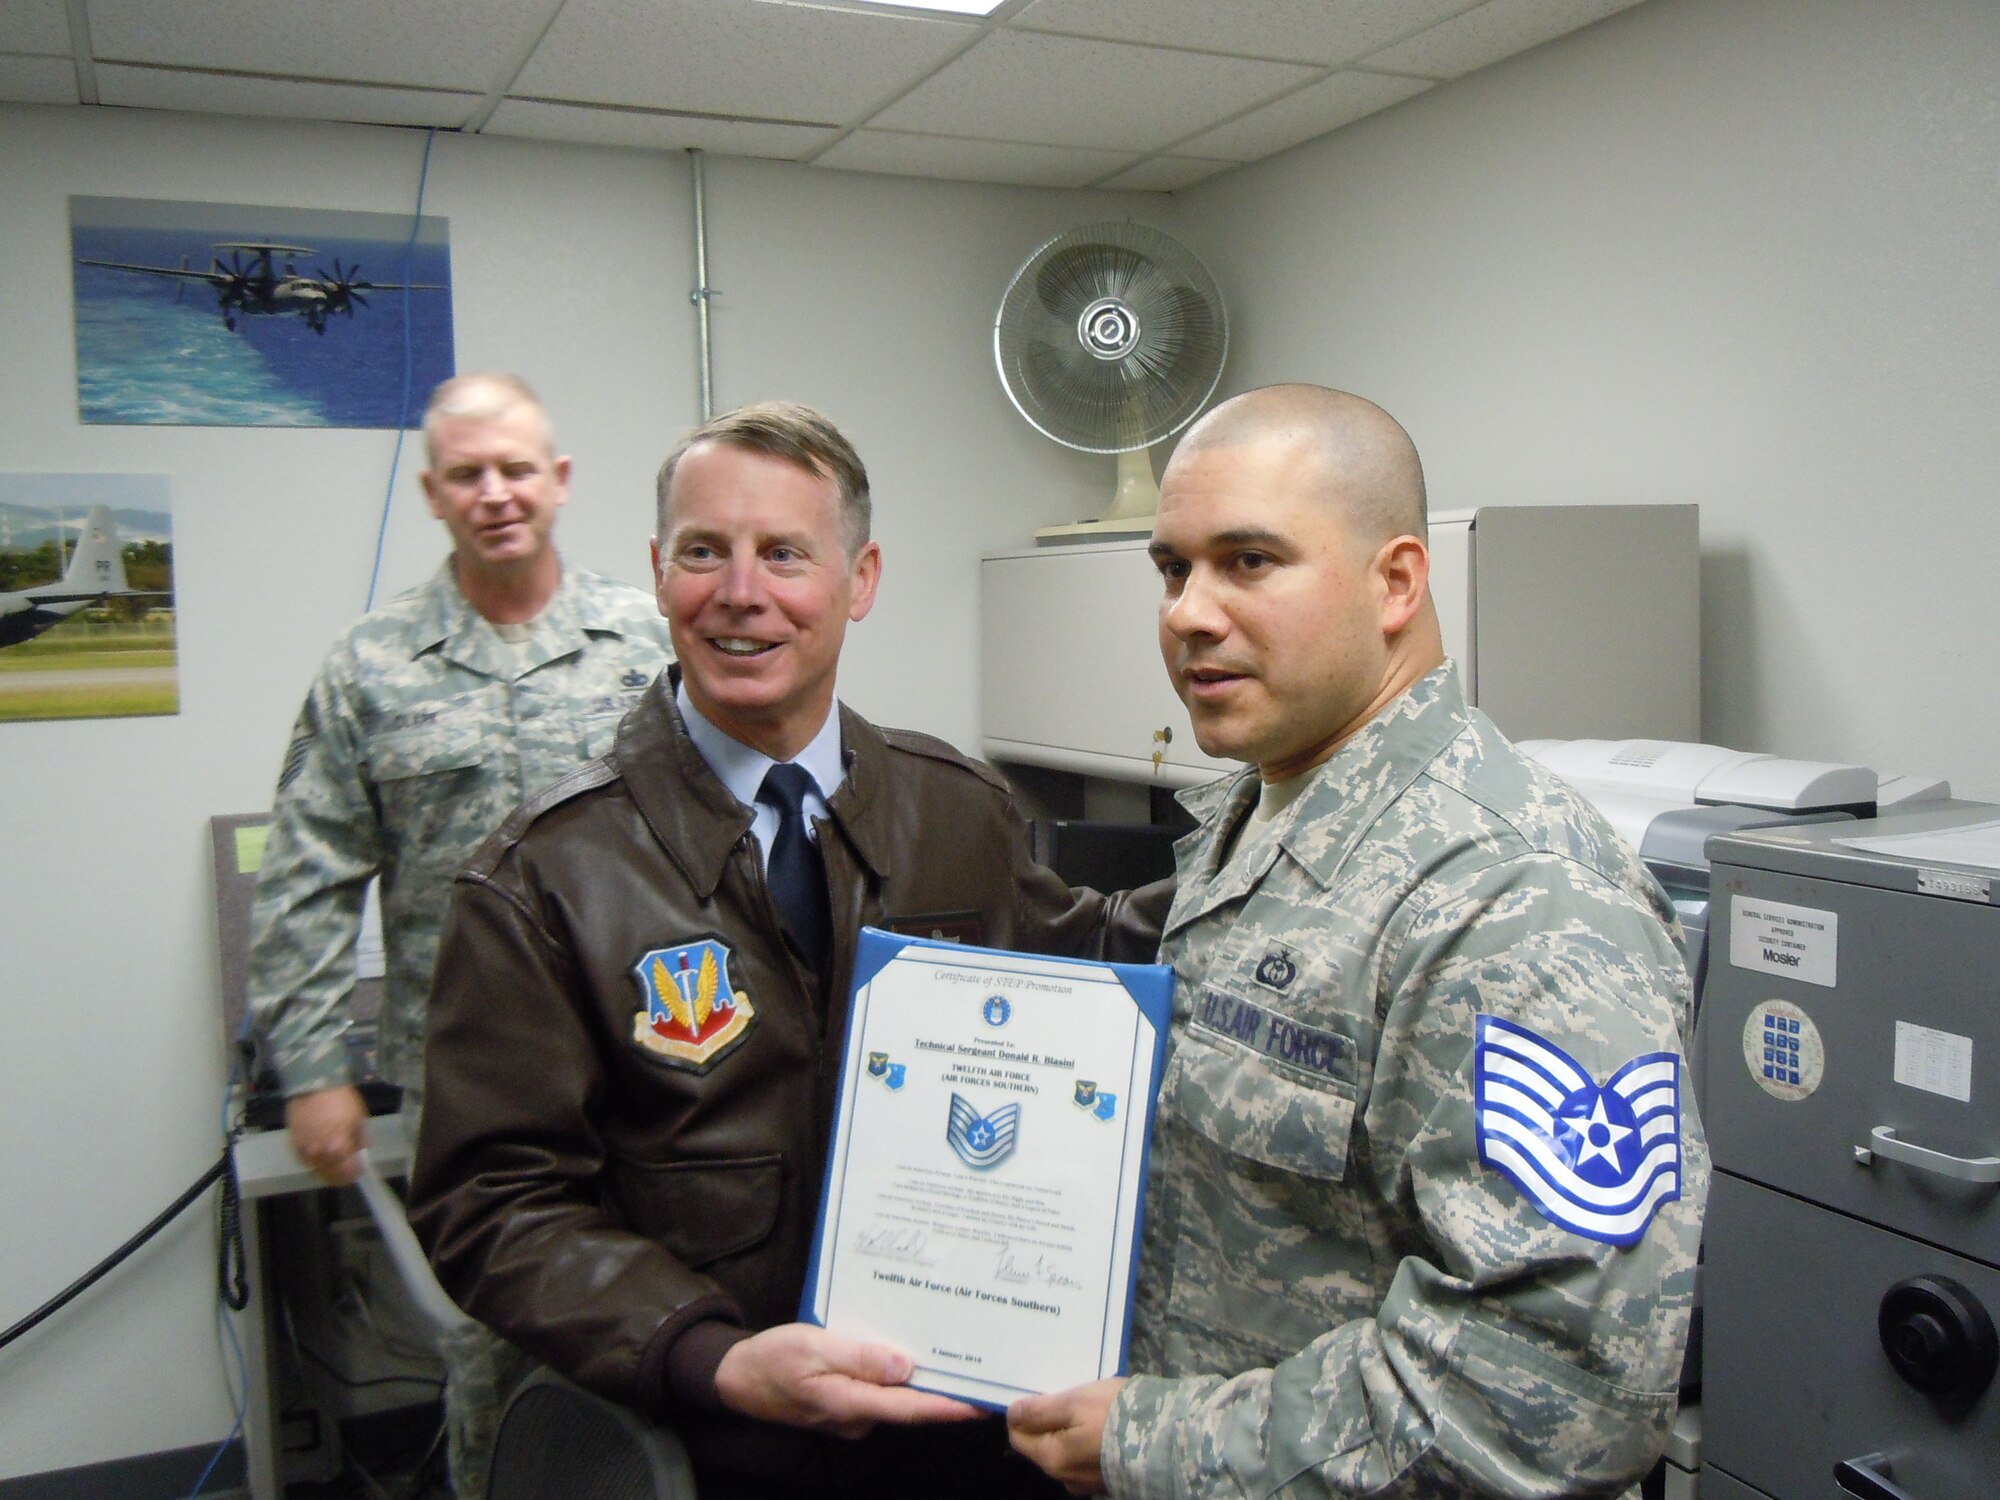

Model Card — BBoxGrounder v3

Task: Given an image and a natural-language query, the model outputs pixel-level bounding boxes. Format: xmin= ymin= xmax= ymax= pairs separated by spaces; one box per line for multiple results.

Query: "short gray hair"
xmin=655 ymin=401 xmax=871 ymax=558
xmin=422 ymin=373 xmax=552 ymax=467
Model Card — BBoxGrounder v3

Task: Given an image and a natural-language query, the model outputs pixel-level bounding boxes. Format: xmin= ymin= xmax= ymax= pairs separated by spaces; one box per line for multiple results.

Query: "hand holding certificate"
xmin=803 ymin=927 xmax=1172 ymax=1408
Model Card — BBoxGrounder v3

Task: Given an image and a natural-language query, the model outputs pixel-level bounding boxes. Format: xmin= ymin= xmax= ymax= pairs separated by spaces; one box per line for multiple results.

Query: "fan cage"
xmin=994 ymin=222 xmax=1228 ymax=455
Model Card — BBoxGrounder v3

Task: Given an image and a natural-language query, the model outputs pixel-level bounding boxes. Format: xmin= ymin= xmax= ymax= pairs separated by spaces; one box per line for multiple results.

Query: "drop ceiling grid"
xmin=83 ymin=0 xmax=556 ymax=91
xmin=1177 ymin=70 xmax=1437 ymax=162
xmin=1007 ymin=0 xmax=1485 ymax=68
xmin=872 ymin=29 xmax=1322 ymax=153
xmin=816 ymin=128 xmax=1134 ymax=187
xmin=0 ymin=0 xmax=1665 ymax=190
xmin=94 ymin=66 xmax=481 ymax=127
xmin=513 ymin=0 xmax=971 ymax=124
xmin=1365 ymin=0 xmax=1648 ymax=78
xmin=1096 ymin=154 xmax=1239 ymax=193
xmin=483 ymin=98 xmax=840 ymax=157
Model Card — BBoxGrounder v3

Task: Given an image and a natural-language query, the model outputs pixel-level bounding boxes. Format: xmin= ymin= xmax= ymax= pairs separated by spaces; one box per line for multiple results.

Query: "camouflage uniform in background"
xmin=247 ymin=558 xmax=673 ymax=1498
xmin=1107 ymin=664 xmax=1709 ymax=1500
xmin=249 ymin=560 xmax=673 ymax=1097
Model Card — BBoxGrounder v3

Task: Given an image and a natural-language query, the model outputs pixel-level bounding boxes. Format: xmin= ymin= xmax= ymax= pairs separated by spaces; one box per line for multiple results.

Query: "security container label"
xmin=1728 ymin=896 xmax=1837 ymax=988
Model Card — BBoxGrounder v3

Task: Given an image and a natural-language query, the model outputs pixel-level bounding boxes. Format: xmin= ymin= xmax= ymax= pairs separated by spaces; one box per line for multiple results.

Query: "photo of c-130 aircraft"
xmin=0 ymin=506 xmax=165 ymax=649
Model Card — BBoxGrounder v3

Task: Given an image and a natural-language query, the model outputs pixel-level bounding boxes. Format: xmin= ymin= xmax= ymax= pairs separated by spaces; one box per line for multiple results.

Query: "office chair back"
xmin=488 ymin=1367 xmax=698 ymax=1500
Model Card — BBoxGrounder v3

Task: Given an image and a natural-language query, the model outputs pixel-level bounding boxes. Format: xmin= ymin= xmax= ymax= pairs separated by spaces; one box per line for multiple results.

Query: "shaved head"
xmin=1152 ymin=383 xmax=1442 ymax=777
xmin=1172 ymin=384 xmax=1426 ymax=552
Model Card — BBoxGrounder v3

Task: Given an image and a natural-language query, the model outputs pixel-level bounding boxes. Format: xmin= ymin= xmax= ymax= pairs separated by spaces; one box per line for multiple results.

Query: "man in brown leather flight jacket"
xmin=410 ymin=401 xmax=1168 ymax=1499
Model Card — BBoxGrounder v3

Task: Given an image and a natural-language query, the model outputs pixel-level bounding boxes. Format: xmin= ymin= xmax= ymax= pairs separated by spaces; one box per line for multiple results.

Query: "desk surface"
xmin=234 ymin=1113 xmax=410 ymax=1198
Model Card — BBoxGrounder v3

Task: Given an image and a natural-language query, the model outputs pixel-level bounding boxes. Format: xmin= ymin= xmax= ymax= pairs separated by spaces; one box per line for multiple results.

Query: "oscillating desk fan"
xmin=994 ymin=221 xmax=1228 ymax=540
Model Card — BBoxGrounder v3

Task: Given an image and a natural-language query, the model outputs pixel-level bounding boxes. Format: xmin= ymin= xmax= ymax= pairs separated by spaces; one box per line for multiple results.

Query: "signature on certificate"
xmin=994 ymin=1243 xmax=1083 ymax=1291
xmin=855 ymin=1225 xmax=937 ymax=1266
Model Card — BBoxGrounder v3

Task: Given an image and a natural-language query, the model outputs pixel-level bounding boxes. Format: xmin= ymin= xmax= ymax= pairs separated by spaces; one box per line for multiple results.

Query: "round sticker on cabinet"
xmin=1741 ymin=999 xmax=1824 ymax=1101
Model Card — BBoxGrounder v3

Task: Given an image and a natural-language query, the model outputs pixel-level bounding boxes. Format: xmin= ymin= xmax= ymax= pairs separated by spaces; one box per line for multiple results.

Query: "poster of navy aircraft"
xmin=71 ymin=196 xmax=455 ymax=430
xmin=78 ymin=240 xmax=442 ymax=336
xmin=0 ymin=479 xmax=177 ymax=723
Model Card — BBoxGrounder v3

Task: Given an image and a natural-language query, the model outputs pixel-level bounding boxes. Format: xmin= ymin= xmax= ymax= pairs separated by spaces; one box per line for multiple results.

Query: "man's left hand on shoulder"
xmin=1007 ymin=1376 xmax=1126 ymax=1496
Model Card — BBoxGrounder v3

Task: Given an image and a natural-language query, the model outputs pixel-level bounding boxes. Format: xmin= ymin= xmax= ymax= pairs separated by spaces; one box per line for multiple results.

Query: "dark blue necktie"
xmin=758 ymin=762 xmax=831 ymax=973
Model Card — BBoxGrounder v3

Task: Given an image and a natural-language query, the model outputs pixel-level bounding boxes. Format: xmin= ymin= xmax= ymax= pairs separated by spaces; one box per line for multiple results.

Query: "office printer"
xmin=1516 ymin=739 xmax=1948 ymax=978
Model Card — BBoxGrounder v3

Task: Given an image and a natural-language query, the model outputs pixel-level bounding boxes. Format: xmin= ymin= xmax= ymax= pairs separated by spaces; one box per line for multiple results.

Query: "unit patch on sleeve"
xmin=631 ymin=938 xmax=755 ymax=1070
xmin=1474 ymin=1014 xmax=1682 ymax=1246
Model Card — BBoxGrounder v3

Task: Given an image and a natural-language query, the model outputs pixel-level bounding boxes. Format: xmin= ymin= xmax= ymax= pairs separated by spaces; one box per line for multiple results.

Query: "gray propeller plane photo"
xmin=77 ymin=240 xmax=442 ymax=334
xmin=0 ymin=506 xmax=162 ymax=648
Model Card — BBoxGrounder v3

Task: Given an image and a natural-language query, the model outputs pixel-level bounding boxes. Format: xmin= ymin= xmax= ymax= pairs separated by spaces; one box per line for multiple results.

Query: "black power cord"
xmin=0 ymin=1129 xmax=246 ymax=1351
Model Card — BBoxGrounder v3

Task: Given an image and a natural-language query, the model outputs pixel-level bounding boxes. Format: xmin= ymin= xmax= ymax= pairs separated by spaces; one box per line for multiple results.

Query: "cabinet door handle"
xmin=1834 ymin=1452 xmax=1917 ymax=1500
xmin=1859 ymin=1126 xmax=2000 ymax=1184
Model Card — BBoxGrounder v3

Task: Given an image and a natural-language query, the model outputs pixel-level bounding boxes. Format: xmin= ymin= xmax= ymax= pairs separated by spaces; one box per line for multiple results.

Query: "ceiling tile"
xmin=815 ymin=129 xmax=1132 ymax=189
xmin=0 ymin=0 xmax=72 ymax=54
xmin=95 ymin=65 xmax=478 ymax=127
xmin=872 ymin=30 xmax=1318 ymax=151
xmin=485 ymin=98 xmax=836 ymax=158
xmin=1362 ymin=0 xmax=1648 ymax=80
xmin=1011 ymin=0 xmax=1478 ymax=67
xmin=85 ymin=0 xmax=555 ymax=90
xmin=1177 ymin=69 xmax=1432 ymax=161
xmin=1094 ymin=155 xmax=1237 ymax=192
xmin=0 ymin=53 xmax=77 ymax=104
xmin=514 ymin=0 xmax=971 ymax=123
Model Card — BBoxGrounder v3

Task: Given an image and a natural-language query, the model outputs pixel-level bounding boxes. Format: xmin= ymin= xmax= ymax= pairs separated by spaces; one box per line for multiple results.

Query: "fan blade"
xmin=997 ymin=221 xmax=1227 ymax=455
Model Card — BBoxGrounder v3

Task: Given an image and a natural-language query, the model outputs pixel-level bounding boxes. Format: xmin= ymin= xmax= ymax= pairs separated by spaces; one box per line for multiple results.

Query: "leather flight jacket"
xmin=411 ymin=676 xmax=1169 ymax=1494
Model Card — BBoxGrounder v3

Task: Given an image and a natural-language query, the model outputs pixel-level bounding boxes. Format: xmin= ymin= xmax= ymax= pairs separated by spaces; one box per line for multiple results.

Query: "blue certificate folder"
xmin=802 ymin=926 xmax=1173 ymax=1409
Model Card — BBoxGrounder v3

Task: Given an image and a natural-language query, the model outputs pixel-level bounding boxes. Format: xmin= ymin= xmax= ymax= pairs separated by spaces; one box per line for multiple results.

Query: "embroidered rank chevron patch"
xmin=1474 ymin=1015 xmax=1683 ymax=1247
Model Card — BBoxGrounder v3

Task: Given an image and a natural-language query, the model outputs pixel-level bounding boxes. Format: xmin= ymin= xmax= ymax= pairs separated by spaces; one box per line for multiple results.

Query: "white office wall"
xmin=11 ymin=0 xmax=2000 ymax=1475
xmin=0 ymin=103 xmax=1127 ymax=1478
xmin=1173 ymin=0 xmax=2000 ymax=799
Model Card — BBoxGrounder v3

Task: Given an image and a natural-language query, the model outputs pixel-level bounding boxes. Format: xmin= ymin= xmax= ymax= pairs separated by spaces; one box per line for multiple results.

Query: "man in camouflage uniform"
xmin=1010 ymin=385 xmax=1708 ymax=1499
xmin=246 ymin=371 xmax=674 ymax=1498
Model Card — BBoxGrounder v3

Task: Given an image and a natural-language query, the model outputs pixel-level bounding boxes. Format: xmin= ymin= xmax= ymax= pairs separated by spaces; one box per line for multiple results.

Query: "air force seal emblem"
xmin=982 ymin=995 xmax=1012 ymax=1027
xmin=1474 ymin=1015 xmax=1682 ymax=1246
xmin=947 ymin=1093 xmax=1019 ymax=1170
xmin=631 ymin=939 xmax=754 ymax=1070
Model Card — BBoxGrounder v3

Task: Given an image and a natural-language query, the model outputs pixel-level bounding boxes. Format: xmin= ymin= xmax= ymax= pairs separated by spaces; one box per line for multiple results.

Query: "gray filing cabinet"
xmin=1699 ymin=804 xmax=2000 ymax=1500
xmin=981 ymin=504 xmax=1698 ymax=786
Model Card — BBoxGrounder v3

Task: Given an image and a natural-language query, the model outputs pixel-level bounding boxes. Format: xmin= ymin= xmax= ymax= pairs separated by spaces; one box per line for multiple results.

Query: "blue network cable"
xmin=365 ymin=126 xmax=440 ymax=613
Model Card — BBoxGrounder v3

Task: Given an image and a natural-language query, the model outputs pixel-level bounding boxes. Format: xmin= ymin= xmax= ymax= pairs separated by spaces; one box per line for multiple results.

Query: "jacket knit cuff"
xmin=662 ymin=1317 xmax=755 ymax=1413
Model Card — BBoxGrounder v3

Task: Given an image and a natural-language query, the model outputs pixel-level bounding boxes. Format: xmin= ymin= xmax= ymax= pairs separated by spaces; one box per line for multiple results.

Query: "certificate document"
xmin=803 ymin=926 xmax=1172 ymax=1408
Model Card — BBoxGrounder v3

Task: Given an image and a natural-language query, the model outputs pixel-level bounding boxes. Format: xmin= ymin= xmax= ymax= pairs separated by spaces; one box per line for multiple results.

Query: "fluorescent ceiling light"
xmin=841 ymin=0 xmax=1008 ymax=15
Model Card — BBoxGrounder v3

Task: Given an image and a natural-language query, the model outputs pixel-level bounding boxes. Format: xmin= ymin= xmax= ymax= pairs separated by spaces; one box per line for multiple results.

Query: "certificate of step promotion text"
xmin=802 ymin=927 xmax=1172 ymax=1408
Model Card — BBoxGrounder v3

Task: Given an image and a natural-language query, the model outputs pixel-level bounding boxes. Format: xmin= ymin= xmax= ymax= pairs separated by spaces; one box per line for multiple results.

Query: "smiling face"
xmin=420 ymin=401 xmax=570 ymax=579
xmin=654 ymin=439 xmax=881 ymax=761
xmin=1151 ymin=429 xmax=1429 ymax=781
